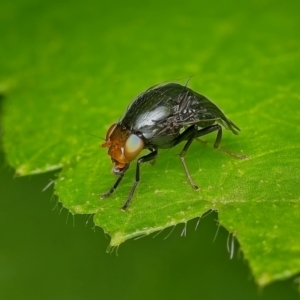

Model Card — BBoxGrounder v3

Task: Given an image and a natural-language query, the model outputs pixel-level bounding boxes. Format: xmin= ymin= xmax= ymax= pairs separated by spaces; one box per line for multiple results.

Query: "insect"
xmin=101 ymin=82 xmax=246 ymax=210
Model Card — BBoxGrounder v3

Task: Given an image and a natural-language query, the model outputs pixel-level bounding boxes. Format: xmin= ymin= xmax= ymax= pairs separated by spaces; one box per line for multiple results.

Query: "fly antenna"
xmin=86 ymin=132 xmax=105 ymax=141
xmin=184 ymin=75 xmax=193 ymax=88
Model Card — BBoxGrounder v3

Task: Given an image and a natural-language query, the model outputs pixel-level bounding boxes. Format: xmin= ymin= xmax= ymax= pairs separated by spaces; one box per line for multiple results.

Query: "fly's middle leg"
xmin=173 ymin=125 xmax=200 ymax=189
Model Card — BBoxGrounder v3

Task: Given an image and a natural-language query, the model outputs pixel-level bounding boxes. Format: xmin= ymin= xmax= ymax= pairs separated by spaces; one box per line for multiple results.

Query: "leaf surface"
xmin=1 ymin=0 xmax=300 ymax=286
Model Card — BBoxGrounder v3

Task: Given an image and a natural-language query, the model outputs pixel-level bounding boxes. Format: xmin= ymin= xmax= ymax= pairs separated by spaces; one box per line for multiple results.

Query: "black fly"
xmin=102 ymin=83 xmax=246 ymax=210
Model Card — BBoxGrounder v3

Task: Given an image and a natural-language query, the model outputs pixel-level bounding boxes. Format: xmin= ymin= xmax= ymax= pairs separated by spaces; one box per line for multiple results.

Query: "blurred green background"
xmin=1 ymin=0 xmax=300 ymax=298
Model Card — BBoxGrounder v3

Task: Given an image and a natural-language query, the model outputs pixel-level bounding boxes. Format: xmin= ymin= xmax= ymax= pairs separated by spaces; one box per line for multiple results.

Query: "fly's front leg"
xmin=100 ymin=174 xmax=125 ymax=198
xmin=100 ymin=163 xmax=130 ymax=199
xmin=122 ymin=148 xmax=158 ymax=211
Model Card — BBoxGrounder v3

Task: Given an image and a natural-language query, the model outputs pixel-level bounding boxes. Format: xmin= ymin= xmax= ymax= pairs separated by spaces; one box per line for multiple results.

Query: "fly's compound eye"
xmin=124 ymin=134 xmax=144 ymax=161
xmin=105 ymin=123 xmax=117 ymax=140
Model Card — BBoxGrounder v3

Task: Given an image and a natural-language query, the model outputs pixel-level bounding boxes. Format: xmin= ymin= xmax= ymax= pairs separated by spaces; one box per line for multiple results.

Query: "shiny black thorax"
xmin=120 ymin=83 xmax=239 ymax=149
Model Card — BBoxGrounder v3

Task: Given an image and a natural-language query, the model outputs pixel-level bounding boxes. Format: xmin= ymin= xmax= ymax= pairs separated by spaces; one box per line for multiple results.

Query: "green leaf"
xmin=1 ymin=0 xmax=300 ymax=287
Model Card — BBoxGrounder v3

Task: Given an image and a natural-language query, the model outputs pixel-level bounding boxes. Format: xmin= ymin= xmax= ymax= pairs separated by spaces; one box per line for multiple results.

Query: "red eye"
xmin=124 ymin=134 xmax=144 ymax=161
xmin=105 ymin=123 xmax=117 ymax=140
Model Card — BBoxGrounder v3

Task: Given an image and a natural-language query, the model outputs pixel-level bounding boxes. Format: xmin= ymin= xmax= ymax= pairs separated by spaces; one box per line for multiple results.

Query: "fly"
xmin=101 ymin=82 xmax=246 ymax=210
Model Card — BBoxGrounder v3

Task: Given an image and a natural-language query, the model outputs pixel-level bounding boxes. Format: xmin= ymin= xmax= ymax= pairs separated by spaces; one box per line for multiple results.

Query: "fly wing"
xmin=123 ymin=85 xmax=175 ymax=123
xmin=138 ymin=83 xmax=240 ymax=135
xmin=176 ymin=87 xmax=240 ymax=135
xmin=121 ymin=83 xmax=178 ymax=141
xmin=122 ymin=82 xmax=240 ymax=137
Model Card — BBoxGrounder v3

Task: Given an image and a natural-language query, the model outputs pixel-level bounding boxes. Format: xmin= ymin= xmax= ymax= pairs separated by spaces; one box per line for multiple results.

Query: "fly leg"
xmin=122 ymin=148 xmax=158 ymax=211
xmin=173 ymin=125 xmax=201 ymax=189
xmin=183 ymin=126 xmax=208 ymax=146
xmin=173 ymin=124 xmax=246 ymax=190
xmin=100 ymin=174 xmax=125 ymax=198
xmin=184 ymin=124 xmax=246 ymax=158
xmin=174 ymin=125 xmax=223 ymax=189
xmin=209 ymin=125 xmax=247 ymax=159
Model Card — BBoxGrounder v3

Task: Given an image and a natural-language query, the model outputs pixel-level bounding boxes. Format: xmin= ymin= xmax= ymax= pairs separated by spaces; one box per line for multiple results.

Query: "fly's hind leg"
xmin=211 ymin=125 xmax=247 ymax=159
